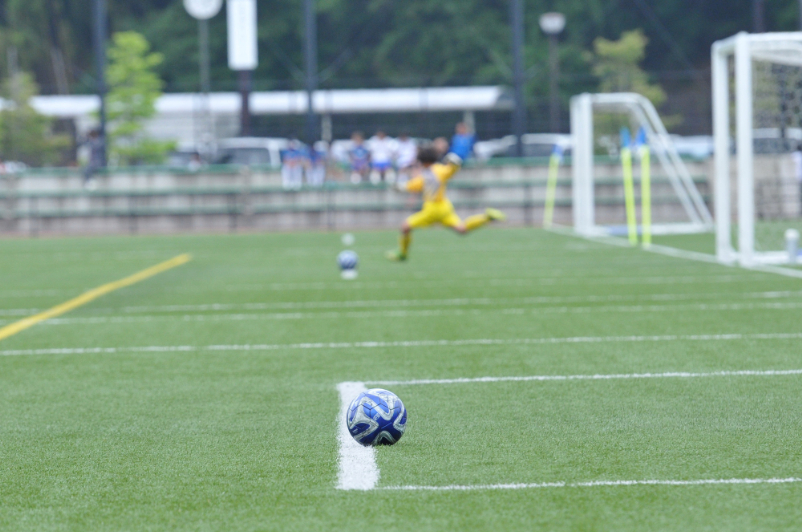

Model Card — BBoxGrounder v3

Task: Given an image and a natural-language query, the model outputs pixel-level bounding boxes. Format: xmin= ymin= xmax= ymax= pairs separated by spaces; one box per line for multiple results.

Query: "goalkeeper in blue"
xmin=386 ymin=145 xmax=506 ymax=262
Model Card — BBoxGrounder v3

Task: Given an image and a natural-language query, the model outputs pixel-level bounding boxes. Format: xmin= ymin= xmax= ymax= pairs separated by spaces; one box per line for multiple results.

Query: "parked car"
xmin=213 ymin=137 xmax=290 ymax=167
xmin=474 ymin=134 xmax=572 ymax=160
xmin=668 ymin=135 xmax=714 ymax=160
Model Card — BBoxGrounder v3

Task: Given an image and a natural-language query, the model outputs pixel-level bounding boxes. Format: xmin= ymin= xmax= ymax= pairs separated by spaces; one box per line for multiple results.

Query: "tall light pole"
xmin=539 ymin=12 xmax=565 ymax=134
xmin=227 ymin=0 xmax=258 ymax=136
xmin=92 ymin=0 xmax=107 ymax=166
xmin=753 ymin=0 xmax=765 ymax=33
xmin=510 ymin=0 xmax=526 ymax=158
xmin=304 ymin=0 xmax=318 ymax=148
xmin=184 ymin=0 xmax=223 ymax=156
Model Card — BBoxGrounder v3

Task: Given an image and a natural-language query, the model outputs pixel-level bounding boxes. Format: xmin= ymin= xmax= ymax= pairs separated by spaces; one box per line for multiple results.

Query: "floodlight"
xmin=539 ymin=13 xmax=566 ymax=36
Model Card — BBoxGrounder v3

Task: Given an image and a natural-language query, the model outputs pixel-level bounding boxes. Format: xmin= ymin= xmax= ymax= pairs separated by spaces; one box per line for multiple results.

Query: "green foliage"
xmin=0 ymin=0 xmax=800 ymax=138
xmin=0 ymin=72 xmax=70 ymax=166
xmin=588 ymin=29 xmax=680 ymax=145
xmin=106 ymin=31 xmax=175 ymax=166
xmin=590 ymin=29 xmax=666 ymax=106
xmin=0 ymin=0 xmax=796 ymax=97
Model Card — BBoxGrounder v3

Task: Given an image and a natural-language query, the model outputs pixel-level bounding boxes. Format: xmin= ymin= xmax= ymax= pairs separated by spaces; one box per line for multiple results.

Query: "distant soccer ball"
xmin=337 ymin=250 xmax=359 ymax=279
xmin=342 ymin=233 xmax=356 ymax=246
xmin=346 ymin=388 xmax=407 ymax=446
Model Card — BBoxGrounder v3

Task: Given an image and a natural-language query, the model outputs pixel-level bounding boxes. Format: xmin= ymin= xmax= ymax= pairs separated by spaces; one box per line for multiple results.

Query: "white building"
xmin=23 ymin=86 xmax=512 ymax=148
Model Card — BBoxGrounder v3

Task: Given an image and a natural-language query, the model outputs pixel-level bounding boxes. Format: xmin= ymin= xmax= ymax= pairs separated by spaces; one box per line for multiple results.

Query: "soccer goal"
xmin=571 ymin=93 xmax=714 ymax=244
xmin=713 ymin=32 xmax=802 ymax=266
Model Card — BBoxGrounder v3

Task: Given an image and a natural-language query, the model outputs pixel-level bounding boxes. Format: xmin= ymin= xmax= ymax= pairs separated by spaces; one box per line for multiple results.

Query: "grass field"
xmin=2 ymin=227 xmax=802 ymax=531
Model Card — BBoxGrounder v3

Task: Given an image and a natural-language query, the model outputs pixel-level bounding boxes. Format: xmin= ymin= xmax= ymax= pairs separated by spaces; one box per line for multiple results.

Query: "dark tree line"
xmin=0 ymin=0 xmax=798 ymax=135
xmin=0 ymin=0 xmax=795 ymax=94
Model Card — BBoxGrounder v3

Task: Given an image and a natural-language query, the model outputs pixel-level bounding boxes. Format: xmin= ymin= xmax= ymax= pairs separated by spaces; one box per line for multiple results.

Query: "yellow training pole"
xmin=621 ymin=144 xmax=638 ymax=246
xmin=640 ymin=144 xmax=652 ymax=248
xmin=543 ymin=148 xmax=562 ymax=228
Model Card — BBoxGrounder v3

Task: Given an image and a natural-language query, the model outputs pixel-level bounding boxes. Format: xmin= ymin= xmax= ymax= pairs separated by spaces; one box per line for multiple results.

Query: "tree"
xmin=106 ymin=31 xmax=175 ymax=166
xmin=0 ymin=72 xmax=70 ymax=166
xmin=590 ymin=29 xmax=666 ymax=106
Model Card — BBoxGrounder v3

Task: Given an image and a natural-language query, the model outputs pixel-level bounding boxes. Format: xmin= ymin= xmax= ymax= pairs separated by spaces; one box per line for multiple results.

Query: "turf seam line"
xmin=370 ymin=369 xmax=802 ymax=386
xmin=337 ymin=382 xmax=379 ymax=491
xmin=378 ymin=478 xmax=802 ymax=491
xmin=0 ymin=254 xmax=192 ymax=343
xmin=6 ymin=332 xmax=802 ymax=357
xmin=10 ymin=300 xmax=802 ymax=326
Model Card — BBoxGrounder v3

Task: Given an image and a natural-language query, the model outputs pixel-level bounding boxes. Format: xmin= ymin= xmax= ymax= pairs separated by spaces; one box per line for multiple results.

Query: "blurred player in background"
xmin=386 ymin=145 xmax=506 ymax=262
xmin=349 ymin=131 xmax=371 ymax=183
xmin=450 ymin=122 xmax=476 ymax=160
xmin=281 ymin=139 xmax=305 ymax=190
xmin=432 ymin=137 xmax=450 ymax=160
xmin=307 ymin=141 xmax=328 ymax=187
xmin=367 ymin=129 xmax=397 ymax=183
xmin=83 ymin=128 xmax=105 ymax=190
xmin=394 ymin=132 xmax=418 ymax=184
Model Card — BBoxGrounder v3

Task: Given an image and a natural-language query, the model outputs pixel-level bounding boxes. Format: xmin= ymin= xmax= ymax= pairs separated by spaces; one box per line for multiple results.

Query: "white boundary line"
xmin=378 ymin=478 xmax=802 ymax=491
xmin=337 ymin=382 xmax=379 ymax=491
xmin=211 ymin=274 xmax=759 ymax=293
xmin=549 ymin=224 xmax=802 ymax=280
xmin=5 ymin=331 xmax=802 ymax=357
xmin=14 ymin=287 xmax=802 ymax=317
xmin=338 ymin=365 xmax=802 ymax=491
xmin=372 ymin=368 xmax=802 ymax=386
xmin=5 ymin=300 xmax=802 ymax=326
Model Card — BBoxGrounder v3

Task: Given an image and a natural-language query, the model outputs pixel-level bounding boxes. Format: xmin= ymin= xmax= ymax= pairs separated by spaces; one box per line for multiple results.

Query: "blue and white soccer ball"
xmin=337 ymin=250 xmax=359 ymax=279
xmin=346 ymin=388 xmax=407 ymax=446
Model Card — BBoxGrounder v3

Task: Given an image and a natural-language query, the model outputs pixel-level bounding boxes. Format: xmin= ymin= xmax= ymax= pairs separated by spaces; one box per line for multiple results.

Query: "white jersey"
xmin=367 ymin=136 xmax=397 ymax=164
xmin=395 ymin=138 xmax=418 ymax=168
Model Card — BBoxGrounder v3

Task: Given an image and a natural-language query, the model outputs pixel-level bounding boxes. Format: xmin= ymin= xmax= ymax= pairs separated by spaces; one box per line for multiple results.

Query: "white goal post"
xmin=571 ymin=92 xmax=714 ymax=239
xmin=713 ymin=32 xmax=802 ymax=266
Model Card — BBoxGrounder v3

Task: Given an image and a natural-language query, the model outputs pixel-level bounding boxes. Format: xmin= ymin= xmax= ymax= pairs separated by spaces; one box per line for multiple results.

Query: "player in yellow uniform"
xmin=386 ymin=145 xmax=506 ymax=261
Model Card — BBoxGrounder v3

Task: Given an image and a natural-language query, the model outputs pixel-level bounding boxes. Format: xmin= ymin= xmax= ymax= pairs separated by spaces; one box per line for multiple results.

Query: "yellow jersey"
xmin=404 ymin=161 xmax=460 ymax=203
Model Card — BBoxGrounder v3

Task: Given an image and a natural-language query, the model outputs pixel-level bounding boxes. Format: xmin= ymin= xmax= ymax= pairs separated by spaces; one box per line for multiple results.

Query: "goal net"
xmin=714 ymin=32 xmax=802 ymax=266
xmin=571 ymin=93 xmax=713 ymax=244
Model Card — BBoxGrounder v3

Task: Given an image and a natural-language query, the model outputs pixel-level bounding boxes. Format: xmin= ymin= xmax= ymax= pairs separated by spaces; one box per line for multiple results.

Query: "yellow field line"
xmin=0 ymin=253 xmax=192 ymax=342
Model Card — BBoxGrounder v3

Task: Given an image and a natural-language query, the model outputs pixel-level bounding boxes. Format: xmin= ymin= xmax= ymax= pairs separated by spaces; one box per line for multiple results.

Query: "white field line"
xmin=7 ymin=300 xmax=802 ymax=327
xmin=4 ymin=288 xmax=802 ymax=317
xmin=549 ymin=225 xmax=802 ymax=281
xmin=751 ymin=263 xmax=802 ymax=280
xmin=5 ymin=332 xmax=802 ymax=357
xmin=0 ymin=291 xmax=759 ymax=316
xmin=337 ymin=382 xmax=379 ymax=491
xmin=0 ymin=309 xmax=42 ymax=317
xmin=212 ymin=273 xmax=762 ymax=293
xmin=645 ymin=241 xmax=802 ymax=281
xmin=379 ymin=477 xmax=802 ymax=491
xmin=371 ymin=369 xmax=802 ymax=387
xmin=0 ymin=289 xmax=68 ymax=298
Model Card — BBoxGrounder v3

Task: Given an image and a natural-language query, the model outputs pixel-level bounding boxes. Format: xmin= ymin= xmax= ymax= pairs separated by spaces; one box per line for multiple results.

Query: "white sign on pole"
xmin=184 ymin=0 xmax=223 ymax=20
xmin=227 ymin=0 xmax=258 ymax=71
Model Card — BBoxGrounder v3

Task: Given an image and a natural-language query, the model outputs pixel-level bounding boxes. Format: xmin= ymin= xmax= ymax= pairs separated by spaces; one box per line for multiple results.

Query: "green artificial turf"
xmin=1 ymin=228 xmax=801 ymax=531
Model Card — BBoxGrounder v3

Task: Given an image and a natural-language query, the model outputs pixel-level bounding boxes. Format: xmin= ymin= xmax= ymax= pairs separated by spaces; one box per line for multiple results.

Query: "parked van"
xmin=213 ymin=138 xmax=290 ymax=167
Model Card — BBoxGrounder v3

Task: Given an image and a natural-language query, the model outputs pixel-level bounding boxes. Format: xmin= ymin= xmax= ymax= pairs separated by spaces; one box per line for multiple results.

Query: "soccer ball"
xmin=337 ymin=250 xmax=359 ymax=280
xmin=346 ymin=388 xmax=407 ymax=446
xmin=342 ymin=233 xmax=356 ymax=246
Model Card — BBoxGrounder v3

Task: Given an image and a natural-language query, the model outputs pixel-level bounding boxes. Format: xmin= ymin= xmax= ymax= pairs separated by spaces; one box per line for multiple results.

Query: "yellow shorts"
xmin=406 ymin=200 xmax=462 ymax=229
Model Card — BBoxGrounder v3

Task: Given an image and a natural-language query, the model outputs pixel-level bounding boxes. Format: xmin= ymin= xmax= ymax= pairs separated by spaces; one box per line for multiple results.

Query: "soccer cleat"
xmin=485 ymin=208 xmax=507 ymax=221
xmin=385 ymin=250 xmax=407 ymax=262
